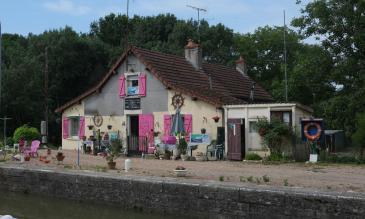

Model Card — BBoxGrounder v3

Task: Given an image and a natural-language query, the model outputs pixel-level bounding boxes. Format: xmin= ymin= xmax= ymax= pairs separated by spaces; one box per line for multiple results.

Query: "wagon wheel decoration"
xmin=93 ymin=114 xmax=103 ymax=127
xmin=171 ymin=93 xmax=185 ymax=109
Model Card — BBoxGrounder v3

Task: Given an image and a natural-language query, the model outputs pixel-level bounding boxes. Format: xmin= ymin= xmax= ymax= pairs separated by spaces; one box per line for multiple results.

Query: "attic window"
xmin=127 ymin=75 xmax=139 ymax=96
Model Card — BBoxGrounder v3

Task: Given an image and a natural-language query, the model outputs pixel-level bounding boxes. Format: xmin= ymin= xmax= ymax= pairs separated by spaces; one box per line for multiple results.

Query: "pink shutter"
xmin=78 ymin=116 xmax=85 ymax=138
xmin=119 ymin=75 xmax=126 ymax=97
xmin=163 ymin=114 xmax=172 ymax=136
xmin=62 ymin=118 xmax=69 ymax=139
xmin=184 ymin=114 xmax=192 ymax=142
xmin=139 ymin=114 xmax=154 ymax=152
xmin=138 ymin=74 xmax=146 ymax=96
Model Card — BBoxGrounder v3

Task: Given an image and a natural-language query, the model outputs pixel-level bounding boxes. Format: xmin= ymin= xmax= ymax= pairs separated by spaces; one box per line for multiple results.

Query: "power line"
xmin=186 ymin=5 xmax=207 ymax=42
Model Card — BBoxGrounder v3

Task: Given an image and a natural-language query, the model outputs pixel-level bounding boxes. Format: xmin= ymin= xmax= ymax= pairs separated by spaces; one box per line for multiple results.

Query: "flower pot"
xmin=56 ymin=155 xmax=65 ymax=162
xmin=201 ymin=128 xmax=206 ymax=134
xmin=309 ymin=154 xmax=318 ymax=163
xmin=212 ymin=116 xmax=220 ymax=123
xmin=108 ymin=161 xmax=116 ymax=169
xmin=181 ymin=154 xmax=189 ymax=161
xmin=107 ymin=125 xmax=112 ymax=130
xmin=88 ymin=125 xmax=94 ymax=130
xmin=174 ymin=169 xmax=187 ymax=177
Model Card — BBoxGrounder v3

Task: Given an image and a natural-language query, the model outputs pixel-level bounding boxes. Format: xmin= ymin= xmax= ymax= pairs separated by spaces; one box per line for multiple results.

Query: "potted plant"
xmin=24 ymin=153 xmax=31 ymax=161
xmin=87 ymin=125 xmax=94 ymax=130
xmin=200 ymin=128 xmax=206 ymax=134
xmin=174 ymin=165 xmax=187 ymax=177
xmin=163 ymin=150 xmax=172 ymax=160
xmin=56 ymin=148 xmax=65 ymax=164
xmin=212 ymin=116 xmax=220 ymax=123
xmin=106 ymin=139 xmax=122 ymax=169
xmin=177 ymin=137 xmax=189 ymax=161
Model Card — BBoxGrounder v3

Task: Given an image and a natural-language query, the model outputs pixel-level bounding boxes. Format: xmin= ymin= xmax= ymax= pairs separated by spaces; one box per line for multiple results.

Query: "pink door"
xmin=138 ymin=114 xmax=154 ymax=152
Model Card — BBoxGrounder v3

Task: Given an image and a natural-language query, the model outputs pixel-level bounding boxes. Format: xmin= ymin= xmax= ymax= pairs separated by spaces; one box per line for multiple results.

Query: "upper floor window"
xmin=127 ymin=75 xmax=139 ymax=96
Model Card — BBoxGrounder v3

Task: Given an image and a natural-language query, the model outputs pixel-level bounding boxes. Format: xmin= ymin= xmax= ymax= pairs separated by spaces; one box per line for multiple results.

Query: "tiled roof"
xmin=55 ymin=46 xmax=272 ymax=113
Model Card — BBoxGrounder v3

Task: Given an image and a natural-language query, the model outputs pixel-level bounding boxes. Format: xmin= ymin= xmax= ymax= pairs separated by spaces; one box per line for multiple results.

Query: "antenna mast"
xmin=283 ymin=10 xmax=288 ymax=102
xmin=187 ymin=5 xmax=207 ymax=42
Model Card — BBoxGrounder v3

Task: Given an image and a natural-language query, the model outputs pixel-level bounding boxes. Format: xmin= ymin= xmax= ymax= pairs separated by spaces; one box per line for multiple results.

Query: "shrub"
xmin=262 ymin=175 xmax=270 ymax=182
xmin=267 ymin=152 xmax=283 ymax=161
xmin=255 ymin=117 xmax=294 ymax=154
xmin=106 ymin=139 xmax=122 ymax=162
xmin=13 ymin=125 xmax=40 ymax=143
xmin=245 ymin=153 xmax=262 ymax=160
xmin=352 ymin=112 xmax=365 ymax=158
xmin=6 ymin=137 xmax=13 ymax=146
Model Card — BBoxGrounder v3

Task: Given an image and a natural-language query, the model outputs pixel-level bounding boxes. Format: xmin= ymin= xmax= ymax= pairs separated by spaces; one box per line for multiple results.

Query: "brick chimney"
xmin=185 ymin=39 xmax=202 ymax=69
xmin=236 ymin=56 xmax=247 ymax=75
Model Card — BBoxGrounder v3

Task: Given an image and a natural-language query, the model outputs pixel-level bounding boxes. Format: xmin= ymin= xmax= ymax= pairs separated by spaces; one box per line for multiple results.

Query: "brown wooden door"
xmin=227 ymin=118 xmax=245 ymax=160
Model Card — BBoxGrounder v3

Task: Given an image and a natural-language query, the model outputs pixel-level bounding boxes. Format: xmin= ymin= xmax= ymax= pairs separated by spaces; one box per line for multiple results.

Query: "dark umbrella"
xmin=170 ymin=107 xmax=185 ymax=136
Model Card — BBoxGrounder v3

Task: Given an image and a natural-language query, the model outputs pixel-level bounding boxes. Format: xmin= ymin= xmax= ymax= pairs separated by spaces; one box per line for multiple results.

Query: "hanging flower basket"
xmin=212 ymin=116 xmax=220 ymax=123
xmin=87 ymin=125 xmax=94 ymax=130
xmin=107 ymin=125 xmax=112 ymax=130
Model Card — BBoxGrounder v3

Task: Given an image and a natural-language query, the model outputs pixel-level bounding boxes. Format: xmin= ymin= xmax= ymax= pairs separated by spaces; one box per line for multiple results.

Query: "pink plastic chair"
xmin=25 ymin=140 xmax=40 ymax=157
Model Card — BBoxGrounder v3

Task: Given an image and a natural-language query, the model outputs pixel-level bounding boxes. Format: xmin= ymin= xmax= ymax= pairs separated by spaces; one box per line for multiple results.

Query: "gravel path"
xmin=3 ymin=149 xmax=365 ymax=193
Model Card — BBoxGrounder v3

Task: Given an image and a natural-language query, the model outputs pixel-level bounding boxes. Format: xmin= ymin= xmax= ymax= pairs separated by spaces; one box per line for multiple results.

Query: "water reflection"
xmin=0 ymin=191 xmax=179 ymax=219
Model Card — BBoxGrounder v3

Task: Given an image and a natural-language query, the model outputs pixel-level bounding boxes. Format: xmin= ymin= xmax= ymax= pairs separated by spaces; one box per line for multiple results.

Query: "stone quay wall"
xmin=0 ymin=166 xmax=364 ymax=219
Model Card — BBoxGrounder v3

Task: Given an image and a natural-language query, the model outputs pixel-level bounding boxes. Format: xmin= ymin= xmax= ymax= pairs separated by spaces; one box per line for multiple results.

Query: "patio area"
xmin=2 ymin=149 xmax=365 ymax=193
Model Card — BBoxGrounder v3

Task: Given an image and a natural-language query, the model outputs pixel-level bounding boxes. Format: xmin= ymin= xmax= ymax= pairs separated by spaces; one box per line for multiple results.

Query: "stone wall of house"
xmin=0 ymin=166 xmax=364 ymax=219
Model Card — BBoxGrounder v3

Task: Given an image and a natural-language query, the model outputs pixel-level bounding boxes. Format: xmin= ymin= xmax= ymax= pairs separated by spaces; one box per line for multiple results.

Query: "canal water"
xmin=0 ymin=191 xmax=182 ymax=219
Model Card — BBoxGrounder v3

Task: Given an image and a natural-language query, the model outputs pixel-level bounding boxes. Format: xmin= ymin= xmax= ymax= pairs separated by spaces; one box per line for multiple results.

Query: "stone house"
xmin=55 ymin=40 xmax=272 ymax=155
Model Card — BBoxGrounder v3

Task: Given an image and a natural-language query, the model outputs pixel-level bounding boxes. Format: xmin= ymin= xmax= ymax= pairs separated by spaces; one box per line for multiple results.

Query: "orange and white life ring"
xmin=304 ymin=122 xmax=322 ymax=141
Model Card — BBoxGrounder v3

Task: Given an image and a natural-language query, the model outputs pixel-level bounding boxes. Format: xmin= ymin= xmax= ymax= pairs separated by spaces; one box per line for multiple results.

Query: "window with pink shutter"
xmin=78 ymin=116 xmax=85 ymax=138
xmin=164 ymin=114 xmax=172 ymax=136
xmin=138 ymin=74 xmax=146 ymax=96
xmin=62 ymin=118 xmax=69 ymax=139
xmin=184 ymin=114 xmax=192 ymax=142
xmin=119 ymin=75 xmax=126 ymax=97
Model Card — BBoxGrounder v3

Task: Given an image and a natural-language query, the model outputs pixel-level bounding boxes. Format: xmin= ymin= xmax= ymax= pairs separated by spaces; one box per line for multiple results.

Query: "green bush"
xmin=13 ymin=125 xmax=40 ymax=143
xmin=245 ymin=153 xmax=262 ymax=160
xmin=6 ymin=137 xmax=13 ymax=146
xmin=320 ymin=153 xmax=365 ymax=164
xmin=352 ymin=112 xmax=365 ymax=158
xmin=267 ymin=152 xmax=283 ymax=161
xmin=255 ymin=117 xmax=294 ymax=154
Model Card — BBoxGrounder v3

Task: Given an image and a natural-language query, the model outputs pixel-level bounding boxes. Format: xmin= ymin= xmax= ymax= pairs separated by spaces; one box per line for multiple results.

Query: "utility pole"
xmin=0 ymin=21 xmax=2 ymax=110
xmin=0 ymin=116 xmax=11 ymax=146
xmin=187 ymin=5 xmax=207 ymax=42
xmin=44 ymin=47 xmax=49 ymax=144
xmin=283 ymin=10 xmax=288 ymax=102
xmin=125 ymin=0 xmax=130 ymax=72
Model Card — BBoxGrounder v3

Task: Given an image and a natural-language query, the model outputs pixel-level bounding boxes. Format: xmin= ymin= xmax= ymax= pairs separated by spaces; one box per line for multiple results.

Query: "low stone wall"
xmin=0 ymin=166 xmax=364 ymax=218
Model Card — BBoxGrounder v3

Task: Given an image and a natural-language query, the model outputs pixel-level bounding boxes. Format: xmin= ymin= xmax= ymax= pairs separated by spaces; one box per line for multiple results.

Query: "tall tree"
xmin=293 ymin=0 xmax=365 ymax=137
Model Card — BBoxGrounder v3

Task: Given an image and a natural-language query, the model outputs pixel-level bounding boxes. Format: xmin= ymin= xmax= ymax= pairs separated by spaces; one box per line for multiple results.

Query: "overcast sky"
xmin=0 ymin=0 xmax=311 ymax=36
